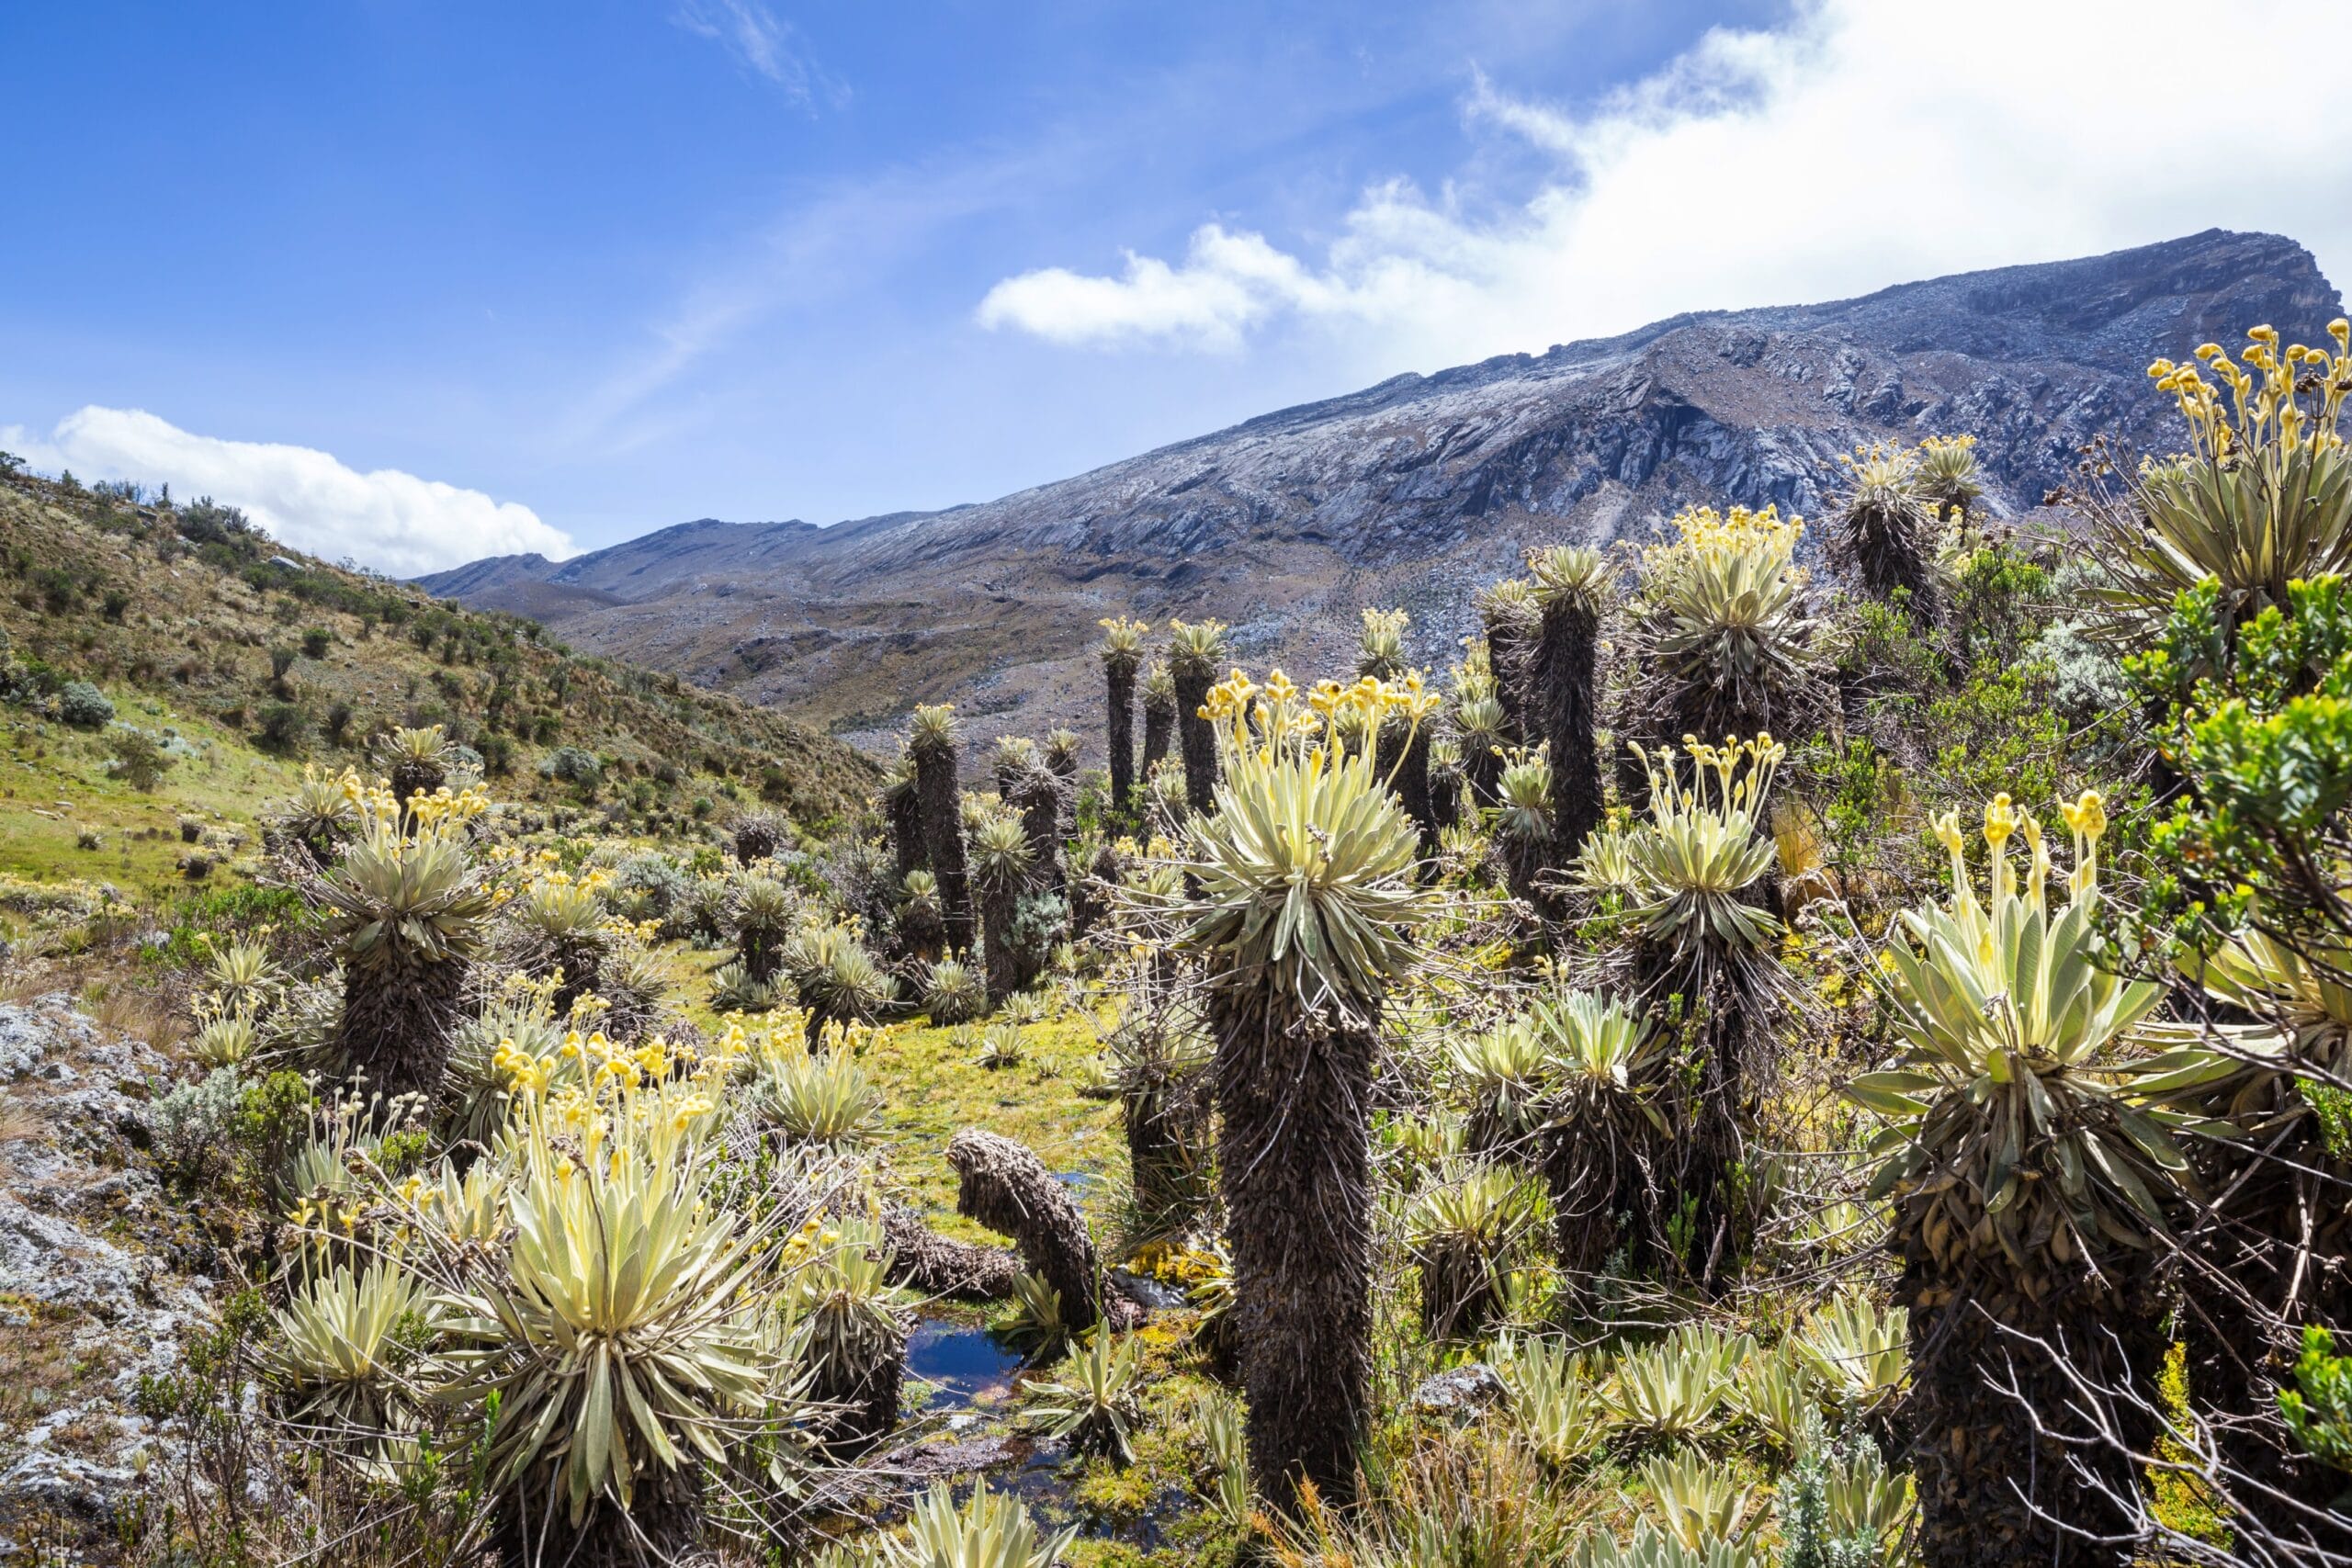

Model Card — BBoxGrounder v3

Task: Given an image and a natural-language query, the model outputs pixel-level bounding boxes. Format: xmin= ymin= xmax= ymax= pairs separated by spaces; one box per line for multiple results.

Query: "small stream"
xmin=904 ymin=1314 xmax=1029 ymax=1410
xmin=890 ymin=1310 xmax=1189 ymax=1551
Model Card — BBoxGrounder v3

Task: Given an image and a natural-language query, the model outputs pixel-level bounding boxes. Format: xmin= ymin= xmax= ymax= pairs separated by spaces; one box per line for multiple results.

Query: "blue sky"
xmin=6 ymin=1 xmax=2350 ymax=573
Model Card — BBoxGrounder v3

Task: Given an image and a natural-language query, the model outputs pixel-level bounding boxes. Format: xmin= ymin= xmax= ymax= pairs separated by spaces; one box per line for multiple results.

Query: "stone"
xmin=1410 ymin=1362 xmax=1508 ymax=1422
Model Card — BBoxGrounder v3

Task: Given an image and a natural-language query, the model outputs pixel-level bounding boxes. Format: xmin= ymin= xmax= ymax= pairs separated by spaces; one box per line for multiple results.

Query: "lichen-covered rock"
xmin=0 ymin=998 xmax=214 ymax=1549
xmin=1410 ymin=1362 xmax=1508 ymax=1423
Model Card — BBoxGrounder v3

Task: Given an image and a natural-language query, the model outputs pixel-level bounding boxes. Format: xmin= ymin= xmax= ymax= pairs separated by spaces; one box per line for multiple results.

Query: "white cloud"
xmin=1 ymin=408 xmax=572 ymax=577
xmin=976 ymin=0 xmax=2352 ymax=364
xmin=671 ymin=0 xmax=842 ymax=107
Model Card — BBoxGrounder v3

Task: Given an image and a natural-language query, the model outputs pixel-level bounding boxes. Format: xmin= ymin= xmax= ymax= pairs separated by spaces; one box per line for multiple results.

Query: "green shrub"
xmin=254 ymin=700 xmax=310 ymax=754
xmin=540 ymin=745 xmax=601 ymax=785
xmin=149 ymin=1066 xmax=248 ymax=1182
xmin=2281 ymin=1325 xmax=2352 ymax=1475
xmin=58 ymin=680 xmax=113 ymax=728
xmin=107 ymin=727 xmax=172 ymax=791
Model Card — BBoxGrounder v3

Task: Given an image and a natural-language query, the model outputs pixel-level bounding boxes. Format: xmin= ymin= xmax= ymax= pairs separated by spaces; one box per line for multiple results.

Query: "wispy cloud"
xmin=564 ymin=143 xmax=1078 ymax=450
xmin=976 ymin=0 xmax=2352 ymax=365
xmin=0 ymin=409 xmax=572 ymax=576
xmin=670 ymin=0 xmax=843 ymax=107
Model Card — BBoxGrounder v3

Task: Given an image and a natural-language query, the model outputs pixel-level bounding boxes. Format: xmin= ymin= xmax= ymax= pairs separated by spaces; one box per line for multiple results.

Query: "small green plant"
xmin=972 ymin=1020 xmax=1027 ymax=1071
xmin=884 ymin=1482 xmax=1076 ymax=1568
xmin=1494 ymin=1332 xmax=1610 ymax=1469
xmin=1000 ymin=1271 xmax=1071 ymax=1355
xmin=1790 ymin=1293 xmax=1907 ymax=1418
xmin=1606 ymin=1324 xmax=1752 ymax=1444
xmin=2280 ymin=1325 xmax=2352 ymax=1475
xmin=1029 ymin=1329 xmax=1142 ymax=1464
xmin=711 ymin=959 xmax=779 ymax=1013
xmin=922 ymin=956 xmax=987 ymax=1024
xmin=191 ymin=1009 xmax=259 ymax=1069
xmin=266 ymin=1260 xmax=437 ymax=1469
xmin=1195 ymin=1391 xmax=1251 ymax=1527
xmin=754 ymin=1050 xmax=885 ymax=1148
xmin=1629 ymin=1446 xmax=1758 ymax=1551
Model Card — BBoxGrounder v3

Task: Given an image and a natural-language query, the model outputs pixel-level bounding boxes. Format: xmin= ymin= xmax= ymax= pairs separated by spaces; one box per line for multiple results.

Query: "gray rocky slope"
xmin=0 ymin=998 xmax=218 ymax=1554
xmin=418 ymin=229 xmax=2341 ymax=753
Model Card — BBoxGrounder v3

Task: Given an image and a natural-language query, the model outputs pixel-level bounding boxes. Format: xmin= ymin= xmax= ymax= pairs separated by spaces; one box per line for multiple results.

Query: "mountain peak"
xmin=424 ymin=231 xmax=2338 ymax=754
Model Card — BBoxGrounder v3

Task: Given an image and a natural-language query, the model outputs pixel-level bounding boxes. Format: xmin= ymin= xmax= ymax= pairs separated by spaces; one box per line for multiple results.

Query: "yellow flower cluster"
xmin=338 ymin=767 xmax=492 ymax=849
xmin=1639 ymin=732 xmax=1786 ymax=831
xmin=1197 ymin=666 xmax=1438 ymax=766
xmin=488 ymin=1010 xmax=767 ymax=1159
xmin=2148 ymin=320 xmax=2352 ymax=464
xmin=1930 ymin=788 xmax=2109 ymax=917
xmin=1838 ymin=440 xmax=1919 ymax=485
xmin=1642 ymin=503 xmax=1804 ymax=582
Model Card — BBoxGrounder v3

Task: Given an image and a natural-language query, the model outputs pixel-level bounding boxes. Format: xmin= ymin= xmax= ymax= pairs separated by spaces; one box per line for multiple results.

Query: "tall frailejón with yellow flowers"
xmin=1832 ymin=441 xmax=1939 ymax=619
xmin=2101 ymin=319 xmax=2352 ymax=650
xmin=1851 ymin=793 xmax=2190 ymax=1568
xmin=1100 ymin=616 xmax=1148 ymax=828
xmin=1618 ymin=734 xmax=1788 ymax=1291
xmin=1527 ymin=545 xmax=1611 ymax=875
xmin=1631 ymin=505 xmax=1817 ymax=749
xmin=1168 ymin=618 xmax=1228 ymax=816
xmin=1171 ymin=670 xmax=1433 ymax=1509
xmin=315 ymin=773 xmax=495 ymax=1102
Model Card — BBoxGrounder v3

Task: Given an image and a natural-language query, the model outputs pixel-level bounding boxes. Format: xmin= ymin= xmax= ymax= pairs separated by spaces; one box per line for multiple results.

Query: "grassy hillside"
xmin=0 ymin=472 xmax=877 ymax=900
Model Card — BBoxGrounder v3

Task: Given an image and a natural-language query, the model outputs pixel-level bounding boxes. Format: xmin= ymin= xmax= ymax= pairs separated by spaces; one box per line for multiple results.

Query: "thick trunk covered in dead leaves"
xmin=885 ymin=784 xmax=924 ymax=885
xmin=1532 ymin=591 xmax=1604 ymax=869
xmin=339 ymin=952 xmax=468 ymax=1103
xmin=948 ymin=1128 xmax=1103 ymax=1335
xmin=881 ymin=1202 xmax=1020 ymax=1298
xmin=910 ymin=738 xmax=973 ymax=954
xmin=1897 ymin=1232 xmax=2164 ymax=1568
xmin=1211 ymin=993 xmax=1375 ymax=1510
xmin=494 ymin=1461 xmax=702 ymax=1568
xmin=1106 ymin=666 xmax=1137 ymax=827
xmin=977 ymin=873 xmax=1021 ymax=1009
xmin=1173 ymin=666 xmax=1218 ymax=816
xmin=1375 ymin=722 xmax=1439 ymax=859
xmin=808 ymin=1320 xmax=906 ymax=1455
xmin=1142 ymin=689 xmax=1174 ymax=779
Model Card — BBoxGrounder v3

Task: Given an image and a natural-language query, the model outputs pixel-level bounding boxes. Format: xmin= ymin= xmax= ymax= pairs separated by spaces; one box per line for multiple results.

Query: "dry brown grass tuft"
xmin=0 ymin=1090 xmax=40 ymax=1145
xmin=85 ymin=980 xmax=184 ymax=1055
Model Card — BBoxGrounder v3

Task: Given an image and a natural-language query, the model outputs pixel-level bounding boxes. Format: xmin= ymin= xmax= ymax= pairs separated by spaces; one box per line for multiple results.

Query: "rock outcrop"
xmin=0 ymin=999 xmax=216 ymax=1556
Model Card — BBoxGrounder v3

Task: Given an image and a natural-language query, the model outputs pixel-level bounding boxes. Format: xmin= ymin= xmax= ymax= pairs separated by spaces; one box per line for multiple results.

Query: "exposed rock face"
xmin=418 ymin=230 xmax=2342 ymax=754
xmin=0 ymin=999 xmax=216 ymax=1553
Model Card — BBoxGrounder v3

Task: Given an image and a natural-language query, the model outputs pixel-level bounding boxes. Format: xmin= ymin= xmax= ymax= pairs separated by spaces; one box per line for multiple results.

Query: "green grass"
xmin=671 ymin=949 xmax=1126 ymax=1247
xmin=0 ymin=694 xmax=300 ymax=900
xmin=867 ymin=1008 xmax=1123 ymax=1243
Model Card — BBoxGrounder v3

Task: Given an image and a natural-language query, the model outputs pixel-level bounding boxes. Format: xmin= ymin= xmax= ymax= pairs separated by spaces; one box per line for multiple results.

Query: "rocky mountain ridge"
xmin=419 ymin=229 xmax=2343 ymax=754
